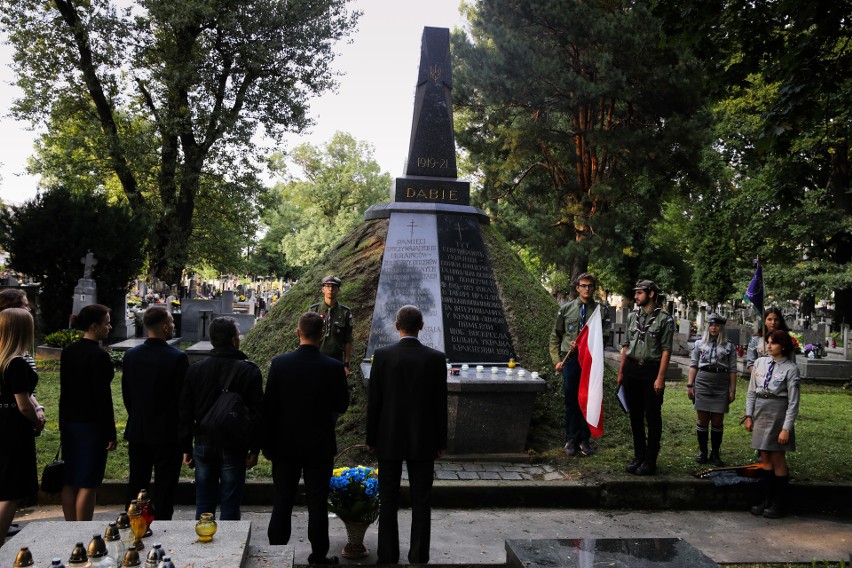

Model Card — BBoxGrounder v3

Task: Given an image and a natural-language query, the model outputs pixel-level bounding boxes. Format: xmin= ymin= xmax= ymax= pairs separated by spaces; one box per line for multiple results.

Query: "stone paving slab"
xmin=6 ymin=506 xmax=849 ymax=566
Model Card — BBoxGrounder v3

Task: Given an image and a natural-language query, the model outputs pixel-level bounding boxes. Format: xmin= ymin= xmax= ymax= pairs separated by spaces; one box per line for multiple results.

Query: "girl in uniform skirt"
xmin=687 ymin=313 xmax=737 ymax=466
xmin=744 ymin=329 xmax=800 ymax=518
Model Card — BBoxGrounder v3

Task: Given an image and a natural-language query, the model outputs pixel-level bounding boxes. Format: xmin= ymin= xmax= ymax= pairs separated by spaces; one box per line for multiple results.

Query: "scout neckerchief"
xmin=763 ymin=360 xmax=775 ymax=390
xmin=708 ymin=338 xmax=717 ymax=366
xmin=580 ymin=303 xmax=586 ymax=328
xmin=321 ymin=302 xmax=335 ymax=338
xmin=636 ymin=307 xmax=662 ymax=343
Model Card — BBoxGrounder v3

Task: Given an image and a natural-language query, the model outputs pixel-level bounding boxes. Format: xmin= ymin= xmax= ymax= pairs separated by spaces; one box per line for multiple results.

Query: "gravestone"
xmin=362 ymin=27 xmax=544 ymax=455
xmin=71 ymin=251 xmax=98 ymax=316
xmin=505 ymin=538 xmax=718 ymax=568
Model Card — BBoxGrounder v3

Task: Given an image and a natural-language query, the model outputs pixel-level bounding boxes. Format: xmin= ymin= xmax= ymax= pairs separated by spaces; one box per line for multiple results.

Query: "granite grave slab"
xmin=505 ymin=538 xmax=718 ymax=568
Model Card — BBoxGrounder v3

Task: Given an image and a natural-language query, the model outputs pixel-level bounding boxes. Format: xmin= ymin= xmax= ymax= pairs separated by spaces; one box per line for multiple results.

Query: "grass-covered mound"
xmin=242 ymin=217 xmax=565 ymax=453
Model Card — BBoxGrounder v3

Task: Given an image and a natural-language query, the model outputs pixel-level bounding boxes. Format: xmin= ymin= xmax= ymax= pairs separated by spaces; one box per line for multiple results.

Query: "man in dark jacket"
xmin=178 ymin=316 xmax=263 ymax=520
xmin=263 ymin=312 xmax=349 ymax=564
xmin=121 ymin=306 xmax=188 ymax=520
xmin=366 ymin=305 xmax=448 ymax=565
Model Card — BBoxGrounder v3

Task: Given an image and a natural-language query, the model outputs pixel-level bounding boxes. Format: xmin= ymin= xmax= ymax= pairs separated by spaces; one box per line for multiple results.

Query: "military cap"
xmin=633 ymin=279 xmax=661 ymax=293
xmin=321 ymin=275 xmax=342 ymax=287
xmin=707 ymin=313 xmax=727 ymax=325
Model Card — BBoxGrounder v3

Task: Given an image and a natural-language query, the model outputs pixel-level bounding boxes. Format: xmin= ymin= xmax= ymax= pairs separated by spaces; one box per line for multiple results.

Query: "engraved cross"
xmin=455 ymin=222 xmax=465 ymax=241
xmin=408 ymin=219 xmax=418 ymax=239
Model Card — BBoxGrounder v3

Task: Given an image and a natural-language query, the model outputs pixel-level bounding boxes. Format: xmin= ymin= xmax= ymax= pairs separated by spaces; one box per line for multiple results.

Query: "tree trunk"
xmin=829 ymin=135 xmax=852 ymax=327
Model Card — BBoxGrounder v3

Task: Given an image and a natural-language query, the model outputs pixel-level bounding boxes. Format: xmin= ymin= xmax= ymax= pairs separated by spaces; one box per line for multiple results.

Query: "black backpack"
xmin=199 ymin=361 xmax=250 ymax=450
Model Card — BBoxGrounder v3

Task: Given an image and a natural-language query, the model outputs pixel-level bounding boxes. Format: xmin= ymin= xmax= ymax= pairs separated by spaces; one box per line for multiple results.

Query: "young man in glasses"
xmin=549 ymin=273 xmax=612 ymax=458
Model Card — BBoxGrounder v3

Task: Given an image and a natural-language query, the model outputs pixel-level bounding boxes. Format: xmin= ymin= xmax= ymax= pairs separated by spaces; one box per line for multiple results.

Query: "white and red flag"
xmin=575 ymin=305 xmax=604 ymax=437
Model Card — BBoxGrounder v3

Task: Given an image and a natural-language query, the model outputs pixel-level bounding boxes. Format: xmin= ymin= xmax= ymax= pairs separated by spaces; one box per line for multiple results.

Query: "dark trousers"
xmin=267 ymin=456 xmax=333 ymax=559
xmin=125 ymin=441 xmax=183 ymax=520
xmin=563 ymin=356 xmax=591 ymax=444
xmin=377 ymin=459 xmax=434 ymax=564
xmin=623 ymin=359 xmax=664 ymax=460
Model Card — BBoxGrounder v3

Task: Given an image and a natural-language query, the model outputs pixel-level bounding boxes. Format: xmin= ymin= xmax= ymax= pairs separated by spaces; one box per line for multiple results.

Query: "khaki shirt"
xmin=549 ymin=299 xmax=612 ymax=365
xmin=690 ymin=338 xmax=737 ymax=372
xmin=309 ymin=301 xmax=353 ymax=361
xmin=623 ymin=307 xmax=674 ymax=361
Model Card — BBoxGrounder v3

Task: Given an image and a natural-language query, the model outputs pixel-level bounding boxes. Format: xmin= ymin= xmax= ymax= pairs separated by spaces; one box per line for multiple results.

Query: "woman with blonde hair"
xmin=0 ymin=308 xmax=44 ymax=540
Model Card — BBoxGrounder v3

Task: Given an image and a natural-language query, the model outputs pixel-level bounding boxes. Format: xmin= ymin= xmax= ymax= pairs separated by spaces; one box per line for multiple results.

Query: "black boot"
xmin=636 ymin=456 xmax=657 ymax=476
xmin=750 ymin=470 xmax=774 ymax=516
xmin=763 ymin=475 xmax=789 ymax=518
xmin=626 ymin=456 xmax=644 ymax=474
xmin=695 ymin=425 xmax=709 ymax=464
xmin=709 ymin=427 xmax=724 ymax=466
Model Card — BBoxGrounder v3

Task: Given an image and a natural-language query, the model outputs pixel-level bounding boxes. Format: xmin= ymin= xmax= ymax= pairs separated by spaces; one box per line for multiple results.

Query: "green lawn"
xmin=32 ymin=363 xmax=852 ymax=483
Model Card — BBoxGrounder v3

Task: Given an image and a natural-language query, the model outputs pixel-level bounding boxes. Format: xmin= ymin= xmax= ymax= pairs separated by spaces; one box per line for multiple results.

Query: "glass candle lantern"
xmin=195 ymin=513 xmax=218 ymax=543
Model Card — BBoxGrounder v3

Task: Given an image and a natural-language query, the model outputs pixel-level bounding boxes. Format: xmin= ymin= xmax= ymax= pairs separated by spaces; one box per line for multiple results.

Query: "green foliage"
xmin=0 ymin=0 xmax=360 ymax=283
xmin=263 ymin=132 xmax=392 ymax=271
xmin=43 ymin=329 xmax=83 ymax=348
xmin=0 ymin=187 xmax=146 ymax=333
xmin=453 ymin=0 xmax=710 ymax=289
xmin=653 ymin=0 xmax=852 ymax=323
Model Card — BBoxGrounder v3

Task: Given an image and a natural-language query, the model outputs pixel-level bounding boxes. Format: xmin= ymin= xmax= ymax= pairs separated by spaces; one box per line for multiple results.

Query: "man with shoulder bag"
xmin=178 ymin=317 xmax=263 ymax=520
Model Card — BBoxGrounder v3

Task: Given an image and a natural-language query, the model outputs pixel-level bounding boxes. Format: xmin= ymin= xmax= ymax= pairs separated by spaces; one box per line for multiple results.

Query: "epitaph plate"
xmin=367 ymin=213 xmax=444 ymax=354
xmin=438 ymin=215 xmax=515 ymax=362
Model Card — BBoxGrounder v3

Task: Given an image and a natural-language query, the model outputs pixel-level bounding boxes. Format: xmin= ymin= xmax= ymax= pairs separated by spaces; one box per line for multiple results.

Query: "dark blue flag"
xmin=744 ymin=261 xmax=764 ymax=315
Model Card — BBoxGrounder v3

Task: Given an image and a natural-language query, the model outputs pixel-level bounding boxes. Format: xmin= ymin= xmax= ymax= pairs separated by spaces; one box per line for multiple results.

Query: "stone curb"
xmin=41 ymin=478 xmax=852 ymax=516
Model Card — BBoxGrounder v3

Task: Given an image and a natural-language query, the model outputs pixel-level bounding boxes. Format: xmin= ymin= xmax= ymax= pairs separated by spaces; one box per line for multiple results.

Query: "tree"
xmin=653 ymin=0 xmax=852 ymax=322
xmin=0 ymin=187 xmax=146 ymax=333
xmin=266 ymin=131 xmax=391 ymax=270
xmin=453 ymin=0 xmax=710 ymax=289
xmin=0 ymin=0 xmax=359 ymax=284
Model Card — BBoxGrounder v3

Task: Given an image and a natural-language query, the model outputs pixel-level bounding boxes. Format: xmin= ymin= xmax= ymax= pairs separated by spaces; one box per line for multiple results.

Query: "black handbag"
xmin=40 ymin=446 xmax=64 ymax=494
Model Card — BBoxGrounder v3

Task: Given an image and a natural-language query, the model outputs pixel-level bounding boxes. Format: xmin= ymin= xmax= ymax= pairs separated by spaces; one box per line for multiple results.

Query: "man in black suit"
xmin=121 ymin=306 xmax=188 ymax=520
xmin=263 ymin=311 xmax=350 ymax=564
xmin=366 ymin=305 xmax=448 ymax=565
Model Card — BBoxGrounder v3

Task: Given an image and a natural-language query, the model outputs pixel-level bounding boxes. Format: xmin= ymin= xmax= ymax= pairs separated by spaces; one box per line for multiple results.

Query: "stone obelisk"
xmin=364 ymin=27 xmax=515 ymax=364
xmin=362 ymin=27 xmax=545 ymax=455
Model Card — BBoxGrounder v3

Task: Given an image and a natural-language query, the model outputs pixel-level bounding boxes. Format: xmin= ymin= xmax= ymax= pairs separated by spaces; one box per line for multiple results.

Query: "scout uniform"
xmin=309 ymin=276 xmax=354 ymax=365
xmin=549 ymin=298 xmax=612 ymax=455
xmin=688 ymin=313 xmax=737 ymax=465
xmin=746 ymin=352 xmax=800 ymax=518
xmin=621 ymin=280 xmax=674 ymax=475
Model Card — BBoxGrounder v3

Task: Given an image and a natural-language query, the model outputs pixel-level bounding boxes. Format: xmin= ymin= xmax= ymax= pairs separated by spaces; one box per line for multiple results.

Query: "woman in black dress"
xmin=0 ymin=308 xmax=44 ymax=540
xmin=60 ymin=304 xmax=117 ymax=521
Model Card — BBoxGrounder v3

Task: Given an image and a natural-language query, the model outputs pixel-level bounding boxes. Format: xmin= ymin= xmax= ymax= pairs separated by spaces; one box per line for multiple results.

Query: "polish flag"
xmin=576 ymin=305 xmax=604 ymax=437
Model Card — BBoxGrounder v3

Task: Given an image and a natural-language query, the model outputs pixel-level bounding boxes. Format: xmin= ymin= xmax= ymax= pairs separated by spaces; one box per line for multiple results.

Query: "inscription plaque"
xmin=438 ymin=215 xmax=515 ymax=362
xmin=367 ymin=213 xmax=444 ymax=355
xmin=394 ymin=176 xmax=470 ymax=206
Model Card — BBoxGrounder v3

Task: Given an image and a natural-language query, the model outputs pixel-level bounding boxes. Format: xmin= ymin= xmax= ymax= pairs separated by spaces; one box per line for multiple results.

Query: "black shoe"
xmin=763 ymin=502 xmax=785 ymax=519
xmin=308 ymin=555 xmax=339 ymax=565
xmin=635 ymin=460 xmax=657 ymax=476
xmin=564 ymin=440 xmax=577 ymax=457
xmin=750 ymin=500 xmax=769 ymax=516
xmin=709 ymin=452 xmax=724 ymax=467
xmin=695 ymin=452 xmax=708 ymax=464
xmin=626 ymin=457 xmax=643 ymax=474
xmin=578 ymin=441 xmax=596 ymax=457
xmin=6 ymin=523 xmax=21 ymax=537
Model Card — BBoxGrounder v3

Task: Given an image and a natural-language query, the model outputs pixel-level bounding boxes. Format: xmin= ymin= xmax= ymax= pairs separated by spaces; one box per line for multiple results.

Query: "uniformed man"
xmin=549 ymin=273 xmax=612 ymax=457
xmin=309 ymin=275 xmax=354 ymax=378
xmin=617 ymin=279 xmax=674 ymax=476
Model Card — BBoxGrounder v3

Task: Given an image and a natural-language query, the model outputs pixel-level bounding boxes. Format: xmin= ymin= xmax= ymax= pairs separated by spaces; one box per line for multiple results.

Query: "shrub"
xmin=43 ymin=329 xmax=83 ymax=348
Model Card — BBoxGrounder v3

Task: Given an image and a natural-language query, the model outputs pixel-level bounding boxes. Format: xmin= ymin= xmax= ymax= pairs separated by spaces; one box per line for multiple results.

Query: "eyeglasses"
xmin=577 ymin=284 xmax=596 ymax=289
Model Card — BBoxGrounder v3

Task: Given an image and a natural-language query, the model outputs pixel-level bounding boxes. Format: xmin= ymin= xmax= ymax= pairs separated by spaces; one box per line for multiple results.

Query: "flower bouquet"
xmin=328 ymin=465 xmax=379 ymax=558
